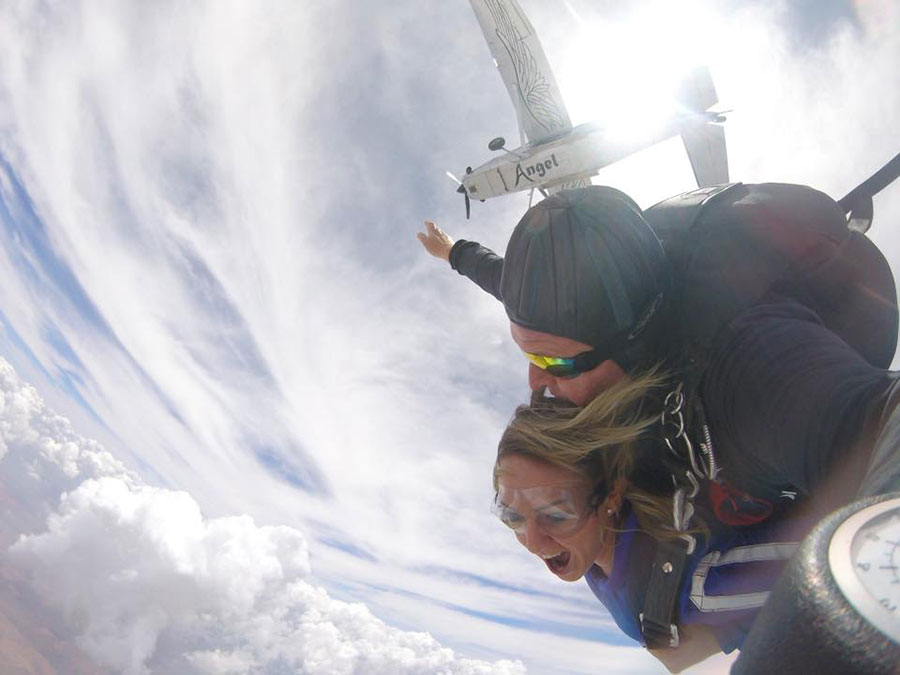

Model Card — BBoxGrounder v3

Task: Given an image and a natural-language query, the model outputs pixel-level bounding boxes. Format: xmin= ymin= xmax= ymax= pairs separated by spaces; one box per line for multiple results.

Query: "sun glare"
xmin=558 ymin=2 xmax=725 ymax=141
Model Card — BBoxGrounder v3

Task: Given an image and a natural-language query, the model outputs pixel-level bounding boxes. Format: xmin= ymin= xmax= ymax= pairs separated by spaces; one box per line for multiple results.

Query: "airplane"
xmin=457 ymin=0 xmax=729 ymax=216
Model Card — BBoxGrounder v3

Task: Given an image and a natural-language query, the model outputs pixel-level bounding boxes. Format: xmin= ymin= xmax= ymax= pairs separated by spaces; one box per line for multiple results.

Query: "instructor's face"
xmin=510 ymin=323 xmax=626 ymax=406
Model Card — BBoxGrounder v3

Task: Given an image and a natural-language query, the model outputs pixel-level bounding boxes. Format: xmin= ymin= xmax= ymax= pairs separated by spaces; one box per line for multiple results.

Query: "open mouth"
xmin=543 ymin=551 xmax=570 ymax=574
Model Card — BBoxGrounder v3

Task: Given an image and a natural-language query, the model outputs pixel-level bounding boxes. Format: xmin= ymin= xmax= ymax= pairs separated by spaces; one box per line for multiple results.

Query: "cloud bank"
xmin=1 ymin=357 xmax=522 ymax=675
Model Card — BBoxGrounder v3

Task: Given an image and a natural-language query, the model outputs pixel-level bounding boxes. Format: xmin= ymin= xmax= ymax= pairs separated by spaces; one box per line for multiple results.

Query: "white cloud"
xmin=2 ymin=356 xmax=522 ymax=674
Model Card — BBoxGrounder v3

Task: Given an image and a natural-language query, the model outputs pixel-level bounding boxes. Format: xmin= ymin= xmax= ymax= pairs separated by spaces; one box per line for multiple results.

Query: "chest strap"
xmin=640 ymin=538 xmax=690 ymax=649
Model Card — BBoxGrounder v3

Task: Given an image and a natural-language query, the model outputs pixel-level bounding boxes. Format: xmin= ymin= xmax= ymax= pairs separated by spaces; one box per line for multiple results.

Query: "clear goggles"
xmin=491 ymin=483 xmax=594 ymax=538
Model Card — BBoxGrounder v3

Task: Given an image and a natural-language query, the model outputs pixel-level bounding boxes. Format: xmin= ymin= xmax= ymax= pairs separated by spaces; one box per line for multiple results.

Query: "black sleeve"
xmin=700 ymin=297 xmax=895 ymax=510
xmin=448 ymin=240 xmax=503 ymax=302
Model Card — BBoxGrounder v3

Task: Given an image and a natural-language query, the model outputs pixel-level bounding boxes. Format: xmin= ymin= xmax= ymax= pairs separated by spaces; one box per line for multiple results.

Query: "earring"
xmin=606 ymin=508 xmax=615 ymax=517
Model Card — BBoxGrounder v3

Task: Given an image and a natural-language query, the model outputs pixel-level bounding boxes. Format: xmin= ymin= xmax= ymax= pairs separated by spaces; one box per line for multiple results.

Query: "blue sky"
xmin=0 ymin=1 xmax=898 ymax=673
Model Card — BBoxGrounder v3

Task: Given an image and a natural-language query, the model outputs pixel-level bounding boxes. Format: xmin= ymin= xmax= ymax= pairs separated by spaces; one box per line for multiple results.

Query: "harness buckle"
xmin=639 ymin=612 xmax=680 ymax=648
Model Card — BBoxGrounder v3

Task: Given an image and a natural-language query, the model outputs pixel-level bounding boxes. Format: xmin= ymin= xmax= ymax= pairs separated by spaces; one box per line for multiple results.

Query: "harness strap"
xmin=838 ymin=150 xmax=900 ymax=232
xmin=640 ymin=538 xmax=690 ymax=649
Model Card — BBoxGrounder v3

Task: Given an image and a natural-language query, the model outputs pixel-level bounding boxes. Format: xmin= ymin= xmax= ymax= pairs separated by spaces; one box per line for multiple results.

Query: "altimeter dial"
xmin=829 ymin=496 xmax=900 ymax=642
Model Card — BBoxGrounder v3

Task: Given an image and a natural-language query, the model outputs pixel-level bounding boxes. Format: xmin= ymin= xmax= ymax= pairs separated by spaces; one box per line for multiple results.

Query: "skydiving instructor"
xmin=418 ymin=186 xmax=900 ymax=513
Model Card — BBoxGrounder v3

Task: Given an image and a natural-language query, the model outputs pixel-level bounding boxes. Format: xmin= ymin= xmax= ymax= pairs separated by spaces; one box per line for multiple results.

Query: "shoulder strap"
xmin=838 ymin=151 xmax=900 ymax=233
xmin=640 ymin=538 xmax=690 ymax=649
xmin=642 ymin=183 xmax=744 ymax=386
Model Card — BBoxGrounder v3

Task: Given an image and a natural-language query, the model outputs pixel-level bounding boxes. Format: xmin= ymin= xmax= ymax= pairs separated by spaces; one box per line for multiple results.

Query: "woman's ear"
xmin=607 ymin=476 xmax=627 ymax=514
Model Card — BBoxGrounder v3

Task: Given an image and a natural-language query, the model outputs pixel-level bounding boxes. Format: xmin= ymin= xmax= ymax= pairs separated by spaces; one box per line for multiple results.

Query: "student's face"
xmin=509 ymin=323 xmax=627 ymax=406
xmin=494 ymin=454 xmax=618 ymax=582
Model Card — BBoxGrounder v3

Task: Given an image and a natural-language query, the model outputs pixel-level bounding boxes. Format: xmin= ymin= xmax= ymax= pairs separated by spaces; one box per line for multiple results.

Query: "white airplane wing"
xmin=468 ymin=0 xmax=572 ymax=144
xmin=682 ymin=122 xmax=729 ymax=187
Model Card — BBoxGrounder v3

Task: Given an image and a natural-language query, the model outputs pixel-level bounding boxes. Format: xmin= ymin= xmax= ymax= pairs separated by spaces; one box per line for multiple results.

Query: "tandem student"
xmin=492 ymin=387 xmax=817 ymax=672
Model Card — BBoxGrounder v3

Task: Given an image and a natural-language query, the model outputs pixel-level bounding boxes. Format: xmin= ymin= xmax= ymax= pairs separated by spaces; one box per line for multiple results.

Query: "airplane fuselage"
xmin=461 ymin=112 xmax=717 ymax=201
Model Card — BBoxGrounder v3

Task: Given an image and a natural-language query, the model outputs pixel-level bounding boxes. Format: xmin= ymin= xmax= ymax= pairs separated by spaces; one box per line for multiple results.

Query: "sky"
xmin=0 ymin=0 xmax=898 ymax=673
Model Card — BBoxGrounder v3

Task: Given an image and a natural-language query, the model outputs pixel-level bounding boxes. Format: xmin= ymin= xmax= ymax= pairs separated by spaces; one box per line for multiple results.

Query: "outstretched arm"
xmin=417 ymin=221 xmax=454 ymax=261
xmin=417 ymin=221 xmax=504 ymax=302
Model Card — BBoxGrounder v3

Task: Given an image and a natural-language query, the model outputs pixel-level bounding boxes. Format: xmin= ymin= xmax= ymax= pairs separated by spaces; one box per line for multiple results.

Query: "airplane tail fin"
xmin=676 ymin=65 xmax=719 ymax=113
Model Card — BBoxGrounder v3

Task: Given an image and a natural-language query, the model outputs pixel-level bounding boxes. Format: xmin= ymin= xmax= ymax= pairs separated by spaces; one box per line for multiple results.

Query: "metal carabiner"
xmin=685 ymin=470 xmax=700 ymax=500
xmin=664 ymin=384 xmax=685 ymax=415
xmin=672 ymin=488 xmax=685 ymax=531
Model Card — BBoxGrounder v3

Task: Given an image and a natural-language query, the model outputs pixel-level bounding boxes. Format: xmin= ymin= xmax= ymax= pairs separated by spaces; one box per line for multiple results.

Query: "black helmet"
xmin=500 ymin=186 xmax=670 ymax=371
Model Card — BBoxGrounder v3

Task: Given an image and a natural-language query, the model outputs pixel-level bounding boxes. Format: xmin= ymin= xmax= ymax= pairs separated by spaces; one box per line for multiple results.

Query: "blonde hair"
xmin=495 ymin=370 xmax=702 ymax=541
